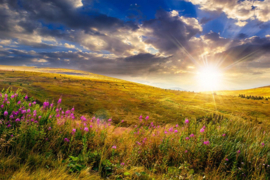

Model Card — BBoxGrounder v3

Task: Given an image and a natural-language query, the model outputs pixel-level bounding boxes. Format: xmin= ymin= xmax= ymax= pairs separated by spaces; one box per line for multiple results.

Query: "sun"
xmin=196 ymin=65 xmax=223 ymax=91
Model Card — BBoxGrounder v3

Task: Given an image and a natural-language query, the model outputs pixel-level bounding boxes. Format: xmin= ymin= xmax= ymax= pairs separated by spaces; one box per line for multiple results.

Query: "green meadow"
xmin=0 ymin=66 xmax=269 ymax=179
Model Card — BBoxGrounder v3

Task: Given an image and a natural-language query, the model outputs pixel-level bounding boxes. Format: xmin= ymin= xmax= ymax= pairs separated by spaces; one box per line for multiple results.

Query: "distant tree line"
xmin=239 ymin=94 xmax=269 ymax=100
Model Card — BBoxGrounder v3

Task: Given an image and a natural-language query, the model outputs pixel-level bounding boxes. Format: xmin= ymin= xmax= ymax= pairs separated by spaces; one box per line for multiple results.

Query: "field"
xmin=0 ymin=66 xmax=270 ymax=126
xmin=0 ymin=66 xmax=269 ymax=179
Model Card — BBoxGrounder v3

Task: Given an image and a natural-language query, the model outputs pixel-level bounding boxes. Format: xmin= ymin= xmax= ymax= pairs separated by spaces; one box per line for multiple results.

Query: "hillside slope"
xmin=0 ymin=65 xmax=269 ymax=125
xmin=217 ymin=86 xmax=270 ymax=97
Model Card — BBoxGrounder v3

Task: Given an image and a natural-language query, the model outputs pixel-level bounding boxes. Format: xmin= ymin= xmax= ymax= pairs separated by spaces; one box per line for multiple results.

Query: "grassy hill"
xmin=0 ymin=65 xmax=270 ymax=126
xmin=217 ymin=86 xmax=270 ymax=97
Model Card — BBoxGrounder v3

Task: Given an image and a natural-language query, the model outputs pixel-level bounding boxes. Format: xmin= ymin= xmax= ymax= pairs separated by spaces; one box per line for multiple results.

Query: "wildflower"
xmin=48 ymin=127 xmax=51 ymax=130
xmin=71 ymin=107 xmax=75 ymax=111
xmin=58 ymin=98 xmax=62 ymax=104
xmin=11 ymin=134 xmax=13 ymax=137
xmin=169 ymin=127 xmax=173 ymax=132
xmin=15 ymin=118 xmax=20 ymax=122
xmin=0 ymin=104 xmax=3 ymax=108
xmin=237 ymin=150 xmax=241 ymax=154
xmin=225 ymin=158 xmax=229 ymax=161
xmin=4 ymin=111 xmax=8 ymax=116
xmin=84 ymin=127 xmax=89 ymax=132
xmin=185 ymin=137 xmax=190 ymax=140
xmin=50 ymin=103 xmax=53 ymax=108
xmin=90 ymin=125 xmax=93 ymax=128
xmin=121 ymin=162 xmax=125 ymax=166
xmin=27 ymin=109 xmax=31 ymax=113
xmin=33 ymin=101 xmax=36 ymax=105
xmin=25 ymin=95 xmax=28 ymax=100
xmin=17 ymin=101 xmax=21 ymax=105
xmin=22 ymin=110 xmax=26 ymax=114
xmin=64 ymin=138 xmax=70 ymax=142
xmin=200 ymin=128 xmax=205 ymax=133
xmin=145 ymin=116 xmax=149 ymax=120
xmin=184 ymin=118 xmax=189 ymax=124
xmin=112 ymin=145 xmax=117 ymax=149
xmin=190 ymin=134 xmax=194 ymax=137
xmin=164 ymin=131 xmax=168 ymax=134
xmin=121 ymin=120 xmax=124 ymax=123
xmin=9 ymin=115 xmax=14 ymax=119
xmin=174 ymin=130 xmax=178 ymax=133
xmin=185 ymin=150 xmax=188 ymax=153
xmin=29 ymin=103 xmax=31 ymax=106
xmin=11 ymin=95 xmax=14 ymax=98
xmin=72 ymin=129 xmax=76 ymax=133
xmin=261 ymin=142 xmax=265 ymax=146
xmin=204 ymin=141 xmax=210 ymax=145
xmin=139 ymin=115 xmax=142 ymax=119
xmin=7 ymin=101 xmax=10 ymax=104
xmin=38 ymin=116 xmax=42 ymax=119
xmin=108 ymin=119 xmax=112 ymax=122
xmin=175 ymin=124 xmax=179 ymax=128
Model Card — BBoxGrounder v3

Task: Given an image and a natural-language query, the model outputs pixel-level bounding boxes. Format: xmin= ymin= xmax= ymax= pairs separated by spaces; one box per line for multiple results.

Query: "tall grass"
xmin=0 ymin=89 xmax=269 ymax=179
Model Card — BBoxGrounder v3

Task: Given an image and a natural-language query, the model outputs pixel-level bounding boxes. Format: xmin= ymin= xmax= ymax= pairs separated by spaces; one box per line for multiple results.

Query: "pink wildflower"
xmin=84 ymin=127 xmax=89 ymax=132
xmin=204 ymin=141 xmax=210 ymax=145
xmin=261 ymin=142 xmax=265 ymax=146
xmin=185 ymin=137 xmax=190 ymax=140
xmin=222 ymin=134 xmax=226 ymax=137
xmin=190 ymin=134 xmax=195 ymax=137
xmin=185 ymin=118 xmax=189 ymax=124
xmin=200 ymin=128 xmax=205 ymax=133
xmin=4 ymin=111 xmax=8 ymax=116
xmin=58 ymin=98 xmax=62 ymax=104
xmin=64 ymin=138 xmax=70 ymax=142
xmin=112 ymin=145 xmax=117 ymax=149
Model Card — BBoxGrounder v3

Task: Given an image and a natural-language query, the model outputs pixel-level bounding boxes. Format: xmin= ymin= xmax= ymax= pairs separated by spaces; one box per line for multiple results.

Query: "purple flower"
xmin=58 ymin=98 xmax=62 ymax=104
xmin=108 ymin=119 xmax=112 ymax=122
xmin=190 ymin=134 xmax=195 ymax=137
xmin=112 ymin=145 xmax=117 ymax=149
xmin=225 ymin=158 xmax=229 ymax=161
xmin=169 ymin=127 xmax=173 ymax=132
xmin=164 ymin=131 xmax=168 ymax=134
xmin=237 ymin=150 xmax=241 ymax=154
xmin=33 ymin=101 xmax=36 ymax=105
xmin=25 ymin=95 xmax=28 ymax=100
xmin=11 ymin=134 xmax=13 ymax=137
xmin=222 ymin=134 xmax=226 ymax=137
xmin=38 ymin=116 xmax=42 ymax=119
xmin=184 ymin=118 xmax=189 ymax=124
xmin=145 ymin=116 xmax=149 ymax=120
xmin=139 ymin=115 xmax=142 ymax=119
xmin=200 ymin=128 xmax=205 ymax=133
xmin=185 ymin=137 xmax=190 ymax=140
xmin=11 ymin=95 xmax=14 ymax=99
xmin=17 ymin=101 xmax=21 ymax=105
xmin=9 ymin=115 xmax=14 ymax=119
xmin=84 ymin=127 xmax=89 ymax=132
xmin=174 ymin=130 xmax=178 ymax=133
xmin=48 ymin=127 xmax=52 ymax=130
xmin=185 ymin=150 xmax=188 ymax=153
xmin=121 ymin=120 xmax=124 ymax=123
xmin=27 ymin=109 xmax=31 ymax=113
xmin=120 ymin=162 xmax=125 ymax=166
xmin=204 ymin=141 xmax=210 ymax=145
xmin=64 ymin=138 xmax=70 ymax=142
xmin=72 ymin=129 xmax=76 ymax=133
xmin=4 ymin=111 xmax=8 ymax=116
xmin=0 ymin=104 xmax=3 ymax=108
xmin=261 ymin=142 xmax=265 ymax=147
xmin=29 ymin=103 xmax=32 ymax=107
xmin=15 ymin=118 xmax=20 ymax=122
xmin=175 ymin=124 xmax=179 ymax=128
xmin=71 ymin=107 xmax=75 ymax=111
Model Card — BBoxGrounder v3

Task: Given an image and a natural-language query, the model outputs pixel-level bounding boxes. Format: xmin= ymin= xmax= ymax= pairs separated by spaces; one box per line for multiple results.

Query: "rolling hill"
xmin=0 ymin=65 xmax=269 ymax=126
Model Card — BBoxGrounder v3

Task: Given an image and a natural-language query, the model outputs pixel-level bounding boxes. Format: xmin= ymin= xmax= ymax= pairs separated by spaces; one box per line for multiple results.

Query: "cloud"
xmin=64 ymin=43 xmax=76 ymax=49
xmin=185 ymin=0 xmax=270 ymax=26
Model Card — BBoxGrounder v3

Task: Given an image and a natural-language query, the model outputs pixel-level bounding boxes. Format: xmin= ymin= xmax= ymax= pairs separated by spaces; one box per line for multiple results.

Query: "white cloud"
xmin=64 ymin=43 xmax=76 ymax=49
xmin=0 ymin=40 xmax=11 ymax=45
xmin=32 ymin=58 xmax=48 ymax=63
xmin=185 ymin=0 xmax=270 ymax=26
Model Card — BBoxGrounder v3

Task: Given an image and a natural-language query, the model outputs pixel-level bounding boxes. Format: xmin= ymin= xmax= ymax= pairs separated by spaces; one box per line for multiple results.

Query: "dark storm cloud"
xmin=0 ymin=47 xmax=171 ymax=75
xmin=142 ymin=10 xmax=202 ymax=54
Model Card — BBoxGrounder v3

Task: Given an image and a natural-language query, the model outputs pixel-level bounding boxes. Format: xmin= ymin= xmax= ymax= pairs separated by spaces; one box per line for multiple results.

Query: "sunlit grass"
xmin=0 ymin=89 xmax=269 ymax=179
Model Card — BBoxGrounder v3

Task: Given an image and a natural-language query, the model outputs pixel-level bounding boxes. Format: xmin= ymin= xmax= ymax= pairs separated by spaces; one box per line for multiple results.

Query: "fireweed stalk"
xmin=0 ymin=89 xmax=269 ymax=179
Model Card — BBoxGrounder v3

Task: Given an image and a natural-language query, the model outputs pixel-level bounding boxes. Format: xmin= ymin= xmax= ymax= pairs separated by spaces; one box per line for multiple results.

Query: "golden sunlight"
xmin=196 ymin=65 xmax=223 ymax=91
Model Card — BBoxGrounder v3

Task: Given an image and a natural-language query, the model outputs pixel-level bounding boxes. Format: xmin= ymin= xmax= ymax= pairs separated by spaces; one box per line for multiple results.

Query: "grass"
xmin=0 ymin=89 xmax=269 ymax=179
xmin=0 ymin=66 xmax=270 ymax=127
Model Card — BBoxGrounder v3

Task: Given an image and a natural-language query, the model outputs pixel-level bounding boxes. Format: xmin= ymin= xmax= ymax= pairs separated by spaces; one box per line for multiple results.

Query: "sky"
xmin=0 ymin=0 xmax=270 ymax=91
